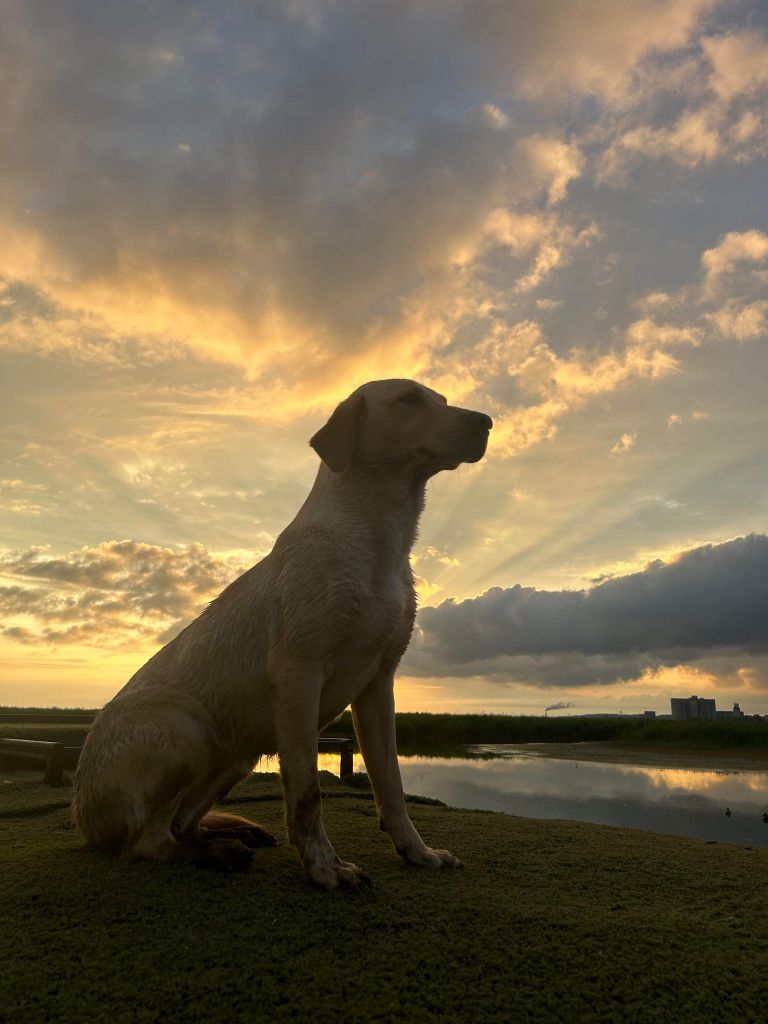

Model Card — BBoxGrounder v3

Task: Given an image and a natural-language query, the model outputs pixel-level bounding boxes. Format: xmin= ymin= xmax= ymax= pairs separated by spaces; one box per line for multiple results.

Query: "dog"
xmin=72 ymin=378 xmax=492 ymax=888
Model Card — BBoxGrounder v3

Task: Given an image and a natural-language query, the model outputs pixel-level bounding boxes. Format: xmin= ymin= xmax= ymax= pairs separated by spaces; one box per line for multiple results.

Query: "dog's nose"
xmin=466 ymin=411 xmax=493 ymax=431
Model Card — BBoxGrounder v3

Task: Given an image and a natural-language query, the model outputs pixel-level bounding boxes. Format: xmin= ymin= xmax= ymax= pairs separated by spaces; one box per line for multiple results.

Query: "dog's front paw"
xmin=306 ymin=858 xmax=373 ymax=891
xmin=398 ymin=844 xmax=463 ymax=870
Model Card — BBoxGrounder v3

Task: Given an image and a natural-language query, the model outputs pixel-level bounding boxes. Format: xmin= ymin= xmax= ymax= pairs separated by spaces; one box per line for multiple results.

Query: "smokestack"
xmin=544 ymin=701 xmax=576 ymax=717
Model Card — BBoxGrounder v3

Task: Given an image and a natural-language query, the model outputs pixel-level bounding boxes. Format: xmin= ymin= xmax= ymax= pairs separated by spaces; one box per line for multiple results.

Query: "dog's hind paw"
xmin=200 ymin=824 xmax=278 ymax=848
xmin=194 ymin=837 xmax=255 ymax=873
xmin=236 ymin=825 xmax=278 ymax=848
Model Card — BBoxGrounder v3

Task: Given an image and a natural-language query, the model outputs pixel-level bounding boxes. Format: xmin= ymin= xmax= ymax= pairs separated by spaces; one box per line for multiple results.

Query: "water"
xmin=257 ymin=746 xmax=768 ymax=847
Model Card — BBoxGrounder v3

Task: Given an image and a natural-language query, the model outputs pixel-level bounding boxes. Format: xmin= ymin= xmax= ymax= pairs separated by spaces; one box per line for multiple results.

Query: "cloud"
xmin=598 ymin=28 xmax=768 ymax=180
xmin=484 ymin=313 xmax=698 ymax=456
xmin=413 ymin=546 xmax=461 ymax=570
xmin=408 ymin=534 xmax=768 ymax=685
xmin=0 ymin=0 xmax=743 ymax=415
xmin=517 ymin=135 xmax=584 ymax=205
xmin=700 ymin=230 xmax=768 ymax=299
xmin=605 ymin=111 xmax=722 ymax=173
xmin=462 ymin=0 xmax=716 ymax=99
xmin=0 ymin=540 xmax=251 ymax=648
xmin=2 ymin=1 xmax=768 ymax=714
xmin=626 ymin=228 xmax=768 ymax=354
xmin=702 ymin=30 xmax=768 ymax=101
xmin=694 ymin=231 xmax=768 ymax=342
xmin=0 ymin=0 xmax=760 ymax=453
xmin=0 ymin=475 xmax=52 ymax=516
xmin=477 ymin=211 xmax=600 ymax=294
xmin=706 ymin=300 xmax=768 ymax=341
xmin=0 ymin=0 xmax=607 ymax=405
xmin=610 ymin=432 xmax=636 ymax=455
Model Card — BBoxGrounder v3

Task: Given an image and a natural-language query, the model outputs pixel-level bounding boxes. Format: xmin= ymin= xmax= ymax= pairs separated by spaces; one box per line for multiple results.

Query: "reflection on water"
xmin=255 ymin=753 xmax=358 ymax=776
xmin=398 ymin=747 xmax=768 ymax=847
xmin=258 ymin=747 xmax=768 ymax=847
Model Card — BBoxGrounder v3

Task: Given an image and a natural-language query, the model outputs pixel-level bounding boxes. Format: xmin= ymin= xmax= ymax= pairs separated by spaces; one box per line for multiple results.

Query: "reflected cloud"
xmin=395 ymin=750 xmax=768 ymax=846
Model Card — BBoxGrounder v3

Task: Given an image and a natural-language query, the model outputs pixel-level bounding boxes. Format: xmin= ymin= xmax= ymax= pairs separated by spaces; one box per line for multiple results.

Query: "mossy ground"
xmin=2 ymin=770 xmax=767 ymax=1024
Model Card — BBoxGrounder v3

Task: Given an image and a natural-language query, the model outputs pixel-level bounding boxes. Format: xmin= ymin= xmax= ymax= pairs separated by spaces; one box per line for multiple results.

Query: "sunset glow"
xmin=1 ymin=1 xmax=767 ymax=714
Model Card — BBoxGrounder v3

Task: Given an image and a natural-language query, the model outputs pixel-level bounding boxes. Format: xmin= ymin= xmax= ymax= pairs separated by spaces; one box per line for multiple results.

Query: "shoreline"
xmin=483 ymin=741 xmax=768 ymax=773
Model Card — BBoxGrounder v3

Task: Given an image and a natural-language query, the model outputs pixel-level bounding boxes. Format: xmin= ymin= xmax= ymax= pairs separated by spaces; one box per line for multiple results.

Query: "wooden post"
xmin=317 ymin=735 xmax=356 ymax=777
xmin=44 ymin=744 xmax=65 ymax=787
xmin=339 ymin=745 xmax=353 ymax=778
xmin=0 ymin=738 xmax=70 ymax=785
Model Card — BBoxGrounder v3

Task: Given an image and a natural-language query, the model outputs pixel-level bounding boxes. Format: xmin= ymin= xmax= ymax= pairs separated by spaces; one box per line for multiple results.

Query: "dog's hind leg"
xmin=198 ymin=809 xmax=277 ymax=848
xmin=118 ymin=759 xmax=259 ymax=871
xmin=126 ymin=811 xmax=256 ymax=873
xmin=172 ymin=764 xmax=278 ymax=853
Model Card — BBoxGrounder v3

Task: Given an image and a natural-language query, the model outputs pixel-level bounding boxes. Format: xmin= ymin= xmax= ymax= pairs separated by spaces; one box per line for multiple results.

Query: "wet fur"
xmin=72 ymin=379 xmax=491 ymax=886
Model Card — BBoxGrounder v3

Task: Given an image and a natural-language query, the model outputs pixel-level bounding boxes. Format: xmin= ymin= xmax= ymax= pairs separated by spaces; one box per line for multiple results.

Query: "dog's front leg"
xmin=269 ymin=658 xmax=371 ymax=890
xmin=352 ymin=670 xmax=463 ymax=870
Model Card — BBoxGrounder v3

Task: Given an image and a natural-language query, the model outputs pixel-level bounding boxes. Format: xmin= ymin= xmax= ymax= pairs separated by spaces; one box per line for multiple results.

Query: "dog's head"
xmin=310 ymin=379 xmax=492 ymax=482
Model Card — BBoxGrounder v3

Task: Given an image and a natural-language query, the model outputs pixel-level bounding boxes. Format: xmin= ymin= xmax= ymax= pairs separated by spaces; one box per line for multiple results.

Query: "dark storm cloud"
xmin=0 ymin=0 xmax=528 ymax=366
xmin=409 ymin=535 xmax=768 ymax=680
xmin=0 ymin=0 xmax=735 ymax=381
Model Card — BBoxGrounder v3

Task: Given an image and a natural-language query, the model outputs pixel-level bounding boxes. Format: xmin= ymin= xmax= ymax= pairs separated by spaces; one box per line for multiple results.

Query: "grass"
xmin=2 ymin=769 xmax=767 ymax=1023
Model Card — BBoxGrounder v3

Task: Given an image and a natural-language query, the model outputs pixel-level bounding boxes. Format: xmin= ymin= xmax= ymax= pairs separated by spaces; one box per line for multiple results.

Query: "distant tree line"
xmin=327 ymin=711 xmax=768 ymax=753
xmin=2 ymin=706 xmax=767 ymax=753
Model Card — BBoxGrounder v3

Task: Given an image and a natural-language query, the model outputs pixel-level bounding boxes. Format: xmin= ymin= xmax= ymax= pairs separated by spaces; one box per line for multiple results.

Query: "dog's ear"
xmin=310 ymin=393 xmax=366 ymax=473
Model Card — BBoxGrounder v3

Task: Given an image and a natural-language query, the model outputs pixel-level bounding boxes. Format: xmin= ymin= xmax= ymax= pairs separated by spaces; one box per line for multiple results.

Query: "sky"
xmin=1 ymin=0 xmax=767 ymax=715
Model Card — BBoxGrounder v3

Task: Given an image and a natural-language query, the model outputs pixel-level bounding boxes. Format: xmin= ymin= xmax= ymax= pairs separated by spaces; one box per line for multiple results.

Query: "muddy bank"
xmin=483 ymin=741 xmax=768 ymax=773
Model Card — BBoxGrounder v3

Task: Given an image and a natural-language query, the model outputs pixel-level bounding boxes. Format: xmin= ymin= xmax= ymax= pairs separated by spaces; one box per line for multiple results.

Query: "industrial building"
xmin=670 ymin=695 xmax=717 ymax=720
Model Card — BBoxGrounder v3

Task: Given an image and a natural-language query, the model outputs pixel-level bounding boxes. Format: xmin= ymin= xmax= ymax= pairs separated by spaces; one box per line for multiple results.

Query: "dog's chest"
xmin=319 ymin=582 xmax=412 ymax=723
xmin=324 ymin=571 xmax=414 ymax=681
xmin=357 ymin=585 xmax=411 ymax=650
xmin=355 ymin=568 xmax=413 ymax=649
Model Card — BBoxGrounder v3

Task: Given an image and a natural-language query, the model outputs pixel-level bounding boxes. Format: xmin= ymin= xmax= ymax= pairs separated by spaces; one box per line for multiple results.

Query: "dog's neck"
xmin=307 ymin=463 xmax=425 ymax=565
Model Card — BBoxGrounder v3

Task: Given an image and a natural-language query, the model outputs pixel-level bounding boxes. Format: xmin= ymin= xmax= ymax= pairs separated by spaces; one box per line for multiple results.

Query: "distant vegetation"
xmin=2 ymin=707 xmax=767 ymax=753
xmin=326 ymin=711 xmax=768 ymax=754
xmin=0 ymin=706 xmax=95 ymax=714
xmin=0 ymin=707 xmax=96 ymax=746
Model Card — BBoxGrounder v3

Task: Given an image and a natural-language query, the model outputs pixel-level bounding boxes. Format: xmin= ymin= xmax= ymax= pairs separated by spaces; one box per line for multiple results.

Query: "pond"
xmin=258 ymin=745 xmax=768 ymax=847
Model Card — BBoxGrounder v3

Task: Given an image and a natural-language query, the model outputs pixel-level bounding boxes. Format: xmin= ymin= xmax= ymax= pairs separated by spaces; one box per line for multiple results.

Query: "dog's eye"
xmin=397 ymin=390 xmax=424 ymax=406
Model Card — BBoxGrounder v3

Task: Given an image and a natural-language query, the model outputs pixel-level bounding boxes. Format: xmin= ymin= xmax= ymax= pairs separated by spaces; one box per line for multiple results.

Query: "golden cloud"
xmin=486 ymin=315 xmax=698 ymax=457
xmin=0 ymin=540 xmax=251 ymax=650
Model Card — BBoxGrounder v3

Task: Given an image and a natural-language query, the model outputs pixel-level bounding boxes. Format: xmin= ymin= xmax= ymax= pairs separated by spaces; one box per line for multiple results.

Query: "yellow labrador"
xmin=72 ymin=379 xmax=492 ymax=888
